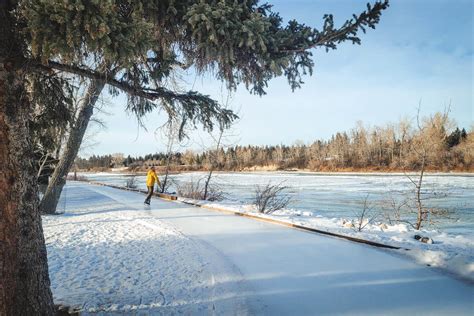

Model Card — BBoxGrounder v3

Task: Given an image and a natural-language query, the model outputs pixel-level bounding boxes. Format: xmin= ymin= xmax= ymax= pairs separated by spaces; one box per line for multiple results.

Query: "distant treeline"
xmin=76 ymin=116 xmax=473 ymax=172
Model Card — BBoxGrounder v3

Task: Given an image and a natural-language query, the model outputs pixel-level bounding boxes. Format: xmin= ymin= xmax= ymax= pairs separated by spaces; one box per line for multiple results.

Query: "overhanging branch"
xmin=30 ymin=60 xmax=205 ymax=104
xmin=281 ymin=0 xmax=389 ymax=53
xmin=28 ymin=59 xmax=238 ymax=137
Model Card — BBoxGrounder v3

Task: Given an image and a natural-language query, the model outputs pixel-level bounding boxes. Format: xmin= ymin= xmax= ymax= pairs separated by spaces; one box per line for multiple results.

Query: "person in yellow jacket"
xmin=144 ymin=166 xmax=161 ymax=205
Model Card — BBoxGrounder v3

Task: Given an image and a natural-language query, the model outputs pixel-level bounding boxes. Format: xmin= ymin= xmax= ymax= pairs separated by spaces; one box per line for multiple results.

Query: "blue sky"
xmin=87 ymin=0 xmax=473 ymax=156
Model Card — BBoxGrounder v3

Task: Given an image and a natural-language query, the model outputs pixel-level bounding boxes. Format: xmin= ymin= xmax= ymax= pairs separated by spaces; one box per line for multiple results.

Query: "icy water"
xmin=81 ymin=172 xmax=474 ymax=238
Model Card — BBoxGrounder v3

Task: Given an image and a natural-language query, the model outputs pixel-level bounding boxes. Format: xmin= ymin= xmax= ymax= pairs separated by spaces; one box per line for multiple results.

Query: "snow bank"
xmin=179 ymin=198 xmax=474 ymax=282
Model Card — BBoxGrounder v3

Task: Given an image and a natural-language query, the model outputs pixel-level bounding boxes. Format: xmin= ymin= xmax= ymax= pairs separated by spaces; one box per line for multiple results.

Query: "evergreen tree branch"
xmin=32 ymin=60 xmax=184 ymax=102
xmin=30 ymin=59 xmax=237 ymax=138
xmin=281 ymin=1 xmax=390 ymax=53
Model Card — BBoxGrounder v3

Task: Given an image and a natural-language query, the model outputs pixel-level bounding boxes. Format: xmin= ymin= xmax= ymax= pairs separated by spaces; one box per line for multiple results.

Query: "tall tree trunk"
xmin=40 ymin=79 xmax=105 ymax=214
xmin=0 ymin=2 xmax=54 ymax=314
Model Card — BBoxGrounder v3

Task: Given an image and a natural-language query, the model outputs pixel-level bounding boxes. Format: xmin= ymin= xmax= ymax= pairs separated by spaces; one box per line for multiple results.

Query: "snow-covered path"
xmin=45 ymin=182 xmax=251 ymax=314
xmin=46 ymin=182 xmax=473 ymax=315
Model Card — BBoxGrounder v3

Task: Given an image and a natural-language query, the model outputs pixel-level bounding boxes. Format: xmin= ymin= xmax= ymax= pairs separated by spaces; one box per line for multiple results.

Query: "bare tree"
xmin=39 ymin=79 xmax=112 ymax=214
xmin=175 ymin=100 xmax=235 ymax=201
xmin=156 ymin=117 xmax=188 ymax=193
xmin=203 ymin=127 xmax=225 ymax=200
xmin=396 ymin=116 xmax=412 ymax=167
xmin=201 ymin=89 xmax=239 ymax=200
xmin=32 ymin=76 xmax=84 ymax=190
xmin=40 ymin=77 xmax=107 ymax=214
xmin=402 ymin=105 xmax=454 ymax=230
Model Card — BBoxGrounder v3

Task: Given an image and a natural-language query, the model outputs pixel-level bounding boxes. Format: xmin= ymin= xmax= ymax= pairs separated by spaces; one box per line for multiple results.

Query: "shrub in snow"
xmin=353 ymin=194 xmax=379 ymax=232
xmin=125 ymin=175 xmax=137 ymax=189
xmin=176 ymin=178 xmax=225 ymax=201
xmin=381 ymin=175 xmax=454 ymax=231
xmin=253 ymin=182 xmax=291 ymax=214
xmin=158 ymin=177 xmax=173 ymax=194
xmin=205 ymin=186 xmax=226 ymax=201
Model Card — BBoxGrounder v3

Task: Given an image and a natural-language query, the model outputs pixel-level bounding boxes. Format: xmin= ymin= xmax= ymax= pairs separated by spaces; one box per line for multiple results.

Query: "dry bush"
xmin=176 ymin=179 xmax=203 ymax=200
xmin=125 ymin=175 xmax=137 ymax=189
xmin=205 ymin=185 xmax=226 ymax=201
xmin=353 ymin=194 xmax=379 ymax=232
xmin=176 ymin=178 xmax=225 ymax=201
xmin=158 ymin=177 xmax=173 ymax=194
xmin=380 ymin=191 xmax=408 ymax=225
xmin=380 ymin=189 xmax=454 ymax=230
xmin=254 ymin=182 xmax=291 ymax=214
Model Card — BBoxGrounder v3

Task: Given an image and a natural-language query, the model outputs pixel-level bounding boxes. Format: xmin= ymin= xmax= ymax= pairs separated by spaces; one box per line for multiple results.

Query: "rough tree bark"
xmin=40 ymin=79 xmax=105 ymax=214
xmin=0 ymin=2 xmax=54 ymax=314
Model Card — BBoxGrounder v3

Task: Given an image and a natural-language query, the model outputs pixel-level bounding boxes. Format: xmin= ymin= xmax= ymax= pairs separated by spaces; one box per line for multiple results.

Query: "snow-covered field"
xmin=44 ymin=181 xmax=473 ymax=315
xmin=79 ymin=171 xmax=474 ymax=281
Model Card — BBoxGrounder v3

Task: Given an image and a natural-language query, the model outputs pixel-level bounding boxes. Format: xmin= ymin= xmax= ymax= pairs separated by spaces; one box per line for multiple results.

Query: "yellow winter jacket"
xmin=146 ymin=170 xmax=160 ymax=187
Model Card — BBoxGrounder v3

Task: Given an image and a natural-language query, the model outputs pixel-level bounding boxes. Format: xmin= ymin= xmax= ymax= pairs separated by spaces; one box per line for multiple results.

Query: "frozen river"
xmin=80 ymin=172 xmax=474 ymax=239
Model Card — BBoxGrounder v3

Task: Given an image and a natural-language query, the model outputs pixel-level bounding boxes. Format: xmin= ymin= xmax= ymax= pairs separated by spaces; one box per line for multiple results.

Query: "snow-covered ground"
xmin=44 ymin=181 xmax=473 ymax=315
xmin=43 ymin=182 xmax=250 ymax=314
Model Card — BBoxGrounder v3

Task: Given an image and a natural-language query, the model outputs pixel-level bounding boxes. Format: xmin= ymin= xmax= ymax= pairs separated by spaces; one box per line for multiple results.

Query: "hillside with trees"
xmin=76 ymin=114 xmax=473 ymax=172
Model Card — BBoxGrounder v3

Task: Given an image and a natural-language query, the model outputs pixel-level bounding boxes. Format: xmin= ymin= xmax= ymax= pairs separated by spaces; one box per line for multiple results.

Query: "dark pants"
xmin=145 ymin=186 xmax=154 ymax=204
